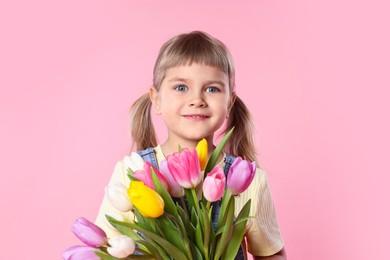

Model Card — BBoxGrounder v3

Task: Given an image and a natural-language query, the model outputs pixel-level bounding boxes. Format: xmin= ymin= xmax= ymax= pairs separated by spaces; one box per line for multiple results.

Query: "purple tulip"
xmin=62 ymin=245 xmax=100 ymax=260
xmin=166 ymin=148 xmax=202 ymax=189
xmin=71 ymin=217 xmax=107 ymax=248
xmin=227 ymin=157 xmax=256 ymax=195
xmin=159 ymin=159 xmax=184 ymax=197
xmin=133 ymin=161 xmax=169 ymax=191
xmin=203 ymin=166 xmax=226 ymax=202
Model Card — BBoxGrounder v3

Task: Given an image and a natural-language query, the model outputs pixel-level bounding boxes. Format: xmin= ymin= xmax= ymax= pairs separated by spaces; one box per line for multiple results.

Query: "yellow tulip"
xmin=196 ymin=138 xmax=208 ymax=171
xmin=127 ymin=181 xmax=164 ymax=218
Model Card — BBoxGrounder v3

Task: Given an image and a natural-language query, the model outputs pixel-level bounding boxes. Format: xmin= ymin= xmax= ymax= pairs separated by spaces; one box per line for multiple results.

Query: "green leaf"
xmin=222 ymin=199 xmax=252 ymax=259
xmin=213 ymin=197 xmax=234 ymax=260
xmin=105 ymin=215 xmax=141 ymax=239
xmin=204 ymin=127 xmax=234 ymax=175
xmin=184 ymin=189 xmax=196 ymax=214
xmin=125 ymin=222 xmax=189 ymax=260
xmin=155 ymin=216 xmax=187 ymax=255
xmin=194 ymin=220 xmax=204 ymax=259
xmin=216 ymin=190 xmax=232 ymax=230
xmin=190 ymin=241 xmax=204 ymax=260
xmin=106 ymin=215 xmax=172 ymax=260
xmin=150 ymin=167 xmax=179 ymax=218
xmin=177 ymin=204 xmax=193 ymax=236
xmin=200 ymin=203 xmax=211 ymax=260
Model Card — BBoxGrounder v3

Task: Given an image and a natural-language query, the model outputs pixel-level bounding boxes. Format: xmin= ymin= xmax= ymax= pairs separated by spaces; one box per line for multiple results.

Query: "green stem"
xmin=206 ymin=201 xmax=211 ymax=211
xmin=190 ymin=188 xmax=201 ymax=215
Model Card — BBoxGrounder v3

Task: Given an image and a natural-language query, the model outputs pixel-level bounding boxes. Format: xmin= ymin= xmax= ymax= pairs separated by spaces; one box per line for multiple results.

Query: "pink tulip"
xmin=202 ymin=166 xmax=226 ymax=202
xmin=71 ymin=217 xmax=107 ymax=248
xmin=133 ymin=161 xmax=168 ymax=191
xmin=62 ymin=245 xmax=100 ymax=260
xmin=227 ymin=157 xmax=256 ymax=195
xmin=166 ymin=148 xmax=202 ymax=189
xmin=159 ymin=159 xmax=184 ymax=197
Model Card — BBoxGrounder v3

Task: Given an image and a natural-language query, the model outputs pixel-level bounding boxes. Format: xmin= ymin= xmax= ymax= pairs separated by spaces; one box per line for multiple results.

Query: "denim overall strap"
xmin=136 ymin=148 xmax=159 ymax=169
xmin=223 ymin=153 xmax=237 ymax=175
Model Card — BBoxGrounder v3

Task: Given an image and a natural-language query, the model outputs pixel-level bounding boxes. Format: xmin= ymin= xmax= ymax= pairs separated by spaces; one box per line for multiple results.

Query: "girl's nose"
xmin=189 ymin=93 xmax=206 ymax=107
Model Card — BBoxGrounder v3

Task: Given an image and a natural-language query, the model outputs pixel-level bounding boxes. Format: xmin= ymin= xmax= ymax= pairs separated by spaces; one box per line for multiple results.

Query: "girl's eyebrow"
xmin=168 ymin=77 xmax=189 ymax=83
xmin=168 ymin=77 xmax=226 ymax=87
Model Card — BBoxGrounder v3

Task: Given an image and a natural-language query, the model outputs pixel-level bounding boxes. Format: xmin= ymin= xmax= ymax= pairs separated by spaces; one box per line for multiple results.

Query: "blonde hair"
xmin=130 ymin=31 xmax=258 ymax=162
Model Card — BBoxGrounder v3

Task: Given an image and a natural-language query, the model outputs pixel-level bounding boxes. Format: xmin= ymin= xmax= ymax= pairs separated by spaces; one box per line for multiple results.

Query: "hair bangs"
xmin=153 ymin=31 xmax=235 ymax=89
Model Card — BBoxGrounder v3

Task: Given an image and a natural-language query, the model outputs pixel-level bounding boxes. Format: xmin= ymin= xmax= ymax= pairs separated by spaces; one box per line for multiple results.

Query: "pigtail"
xmin=224 ymin=95 xmax=258 ymax=164
xmin=129 ymin=93 xmax=157 ymax=151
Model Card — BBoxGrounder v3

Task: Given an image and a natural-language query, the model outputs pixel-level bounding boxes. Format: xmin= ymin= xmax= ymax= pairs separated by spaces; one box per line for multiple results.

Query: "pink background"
xmin=1 ymin=1 xmax=389 ymax=259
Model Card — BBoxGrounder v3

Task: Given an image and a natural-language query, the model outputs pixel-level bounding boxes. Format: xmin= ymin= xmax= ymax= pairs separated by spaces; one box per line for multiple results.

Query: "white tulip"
xmin=124 ymin=152 xmax=145 ymax=172
xmin=106 ymin=183 xmax=132 ymax=212
xmin=107 ymin=235 xmax=135 ymax=258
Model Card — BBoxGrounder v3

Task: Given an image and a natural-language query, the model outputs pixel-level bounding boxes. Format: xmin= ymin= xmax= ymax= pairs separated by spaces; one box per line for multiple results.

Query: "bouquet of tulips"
xmin=63 ymin=128 xmax=257 ymax=260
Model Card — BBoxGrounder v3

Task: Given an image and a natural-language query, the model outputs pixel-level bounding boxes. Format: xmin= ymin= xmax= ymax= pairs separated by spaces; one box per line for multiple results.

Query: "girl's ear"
xmin=149 ymin=87 xmax=161 ymax=114
xmin=227 ymin=91 xmax=237 ymax=115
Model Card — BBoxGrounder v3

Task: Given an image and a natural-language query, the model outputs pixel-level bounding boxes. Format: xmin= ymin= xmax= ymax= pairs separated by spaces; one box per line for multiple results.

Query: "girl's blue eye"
xmin=206 ymin=87 xmax=220 ymax=93
xmin=175 ymin=85 xmax=188 ymax=91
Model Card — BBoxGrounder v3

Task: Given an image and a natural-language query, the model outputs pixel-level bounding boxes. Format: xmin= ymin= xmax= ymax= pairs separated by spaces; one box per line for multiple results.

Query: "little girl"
xmin=96 ymin=31 xmax=286 ymax=259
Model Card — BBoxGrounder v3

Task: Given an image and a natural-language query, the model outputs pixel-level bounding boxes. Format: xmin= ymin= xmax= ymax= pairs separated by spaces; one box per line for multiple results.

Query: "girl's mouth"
xmin=183 ymin=114 xmax=210 ymax=119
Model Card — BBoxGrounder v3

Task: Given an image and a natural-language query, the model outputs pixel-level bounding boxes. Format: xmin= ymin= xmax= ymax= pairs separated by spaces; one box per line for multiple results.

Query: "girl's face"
xmin=151 ymin=63 xmax=232 ymax=146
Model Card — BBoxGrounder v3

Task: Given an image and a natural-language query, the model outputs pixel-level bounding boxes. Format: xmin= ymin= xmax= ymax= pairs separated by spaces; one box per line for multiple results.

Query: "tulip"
xmin=133 ymin=162 xmax=169 ymax=191
xmin=124 ymin=152 xmax=145 ymax=172
xmin=196 ymin=138 xmax=208 ymax=170
xmin=106 ymin=183 xmax=133 ymax=212
xmin=107 ymin=235 xmax=136 ymax=258
xmin=227 ymin=157 xmax=256 ymax=195
xmin=202 ymin=166 xmax=226 ymax=202
xmin=159 ymin=159 xmax=184 ymax=197
xmin=127 ymin=181 xmax=164 ymax=218
xmin=71 ymin=217 xmax=107 ymax=247
xmin=166 ymin=148 xmax=202 ymax=189
xmin=62 ymin=245 xmax=100 ymax=260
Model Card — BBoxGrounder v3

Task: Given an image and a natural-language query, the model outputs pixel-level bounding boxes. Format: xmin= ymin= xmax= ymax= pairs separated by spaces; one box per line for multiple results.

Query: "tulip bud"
xmin=203 ymin=166 xmax=226 ymax=202
xmin=128 ymin=181 xmax=164 ymax=218
xmin=166 ymin=148 xmax=202 ymax=189
xmin=124 ymin=152 xmax=145 ymax=172
xmin=196 ymin=138 xmax=208 ymax=170
xmin=71 ymin=217 xmax=107 ymax=247
xmin=133 ymin=162 xmax=169 ymax=191
xmin=107 ymin=235 xmax=136 ymax=258
xmin=227 ymin=157 xmax=256 ymax=195
xmin=62 ymin=245 xmax=100 ymax=260
xmin=159 ymin=159 xmax=184 ymax=197
xmin=106 ymin=183 xmax=133 ymax=212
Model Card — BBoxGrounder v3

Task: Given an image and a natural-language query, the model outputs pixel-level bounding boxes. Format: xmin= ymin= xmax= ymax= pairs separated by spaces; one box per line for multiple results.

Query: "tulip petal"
xmin=124 ymin=152 xmax=145 ymax=172
xmin=227 ymin=157 xmax=256 ymax=195
xmin=196 ymin=138 xmax=208 ymax=170
xmin=203 ymin=166 xmax=225 ymax=202
xmin=159 ymin=160 xmax=184 ymax=197
xmin=71 ymin=217 xmax=107 ymax=248
xmin=106 ymin=183 xmax=133 ymax=212
xmin=107 ymin=235 xmax=135 ymax=258
xmin=62 ymin=245 xmax=99 ymax=260
xmin=128 ymin=181 xmax=164 ymax=218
